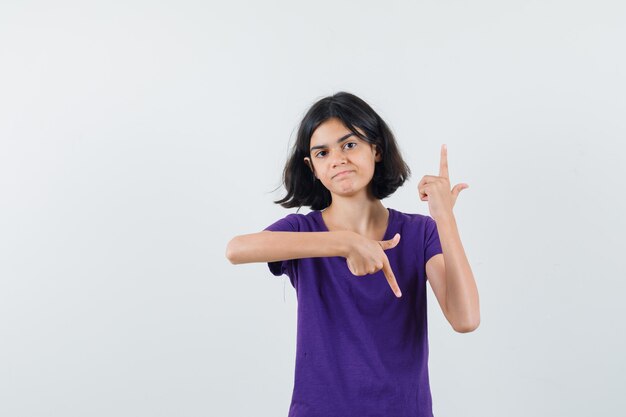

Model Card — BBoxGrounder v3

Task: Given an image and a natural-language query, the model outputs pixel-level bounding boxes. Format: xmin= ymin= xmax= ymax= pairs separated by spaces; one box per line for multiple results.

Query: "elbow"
xmin=452 ymin=317 xmax=480 ymax=333
xmin=225 ymin=237 xmax=241 ymax=264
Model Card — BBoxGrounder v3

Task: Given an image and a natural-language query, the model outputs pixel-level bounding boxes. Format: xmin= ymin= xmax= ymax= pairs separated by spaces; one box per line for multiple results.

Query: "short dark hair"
xmin=272 ymin=91 xmax=411 ymax=211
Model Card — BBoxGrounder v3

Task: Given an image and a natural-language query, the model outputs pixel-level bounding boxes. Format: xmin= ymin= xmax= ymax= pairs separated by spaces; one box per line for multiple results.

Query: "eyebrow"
xmin=310 ymin=132 xmax=355 ymax=152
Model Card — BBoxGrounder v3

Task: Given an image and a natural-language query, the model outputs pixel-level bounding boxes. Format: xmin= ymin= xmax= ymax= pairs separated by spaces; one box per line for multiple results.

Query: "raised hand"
xmin=343 ymin=232 xmax=403 ymax=298
xmin=417 ymin=144 xmax=469 ymax=221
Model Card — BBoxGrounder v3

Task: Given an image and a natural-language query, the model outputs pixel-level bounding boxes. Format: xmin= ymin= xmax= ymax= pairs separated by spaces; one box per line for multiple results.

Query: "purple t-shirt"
xmin=263 ymin=207 xmax=443 ymax=417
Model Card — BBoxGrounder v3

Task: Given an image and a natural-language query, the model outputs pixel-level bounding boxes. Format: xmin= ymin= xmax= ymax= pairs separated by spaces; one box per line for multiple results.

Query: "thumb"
xmin=452 ymin=183 xmax=469 ymax=197
xmin=380 ymin=233 xmax=401 ymax=249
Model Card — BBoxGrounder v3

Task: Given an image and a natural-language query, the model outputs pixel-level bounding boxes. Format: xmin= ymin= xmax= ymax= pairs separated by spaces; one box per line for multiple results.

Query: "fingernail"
xmin=396 ymin=290 xmax=402 ymax=298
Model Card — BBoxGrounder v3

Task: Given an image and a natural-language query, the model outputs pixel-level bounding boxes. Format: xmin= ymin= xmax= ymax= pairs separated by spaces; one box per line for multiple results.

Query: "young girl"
xmin=226 ymin=92 xmax=480 ymax=417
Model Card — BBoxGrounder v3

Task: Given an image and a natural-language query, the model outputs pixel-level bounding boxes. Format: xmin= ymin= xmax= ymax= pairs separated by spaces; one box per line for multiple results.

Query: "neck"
xmin=322 ymin=189 xmax=388 ymax=235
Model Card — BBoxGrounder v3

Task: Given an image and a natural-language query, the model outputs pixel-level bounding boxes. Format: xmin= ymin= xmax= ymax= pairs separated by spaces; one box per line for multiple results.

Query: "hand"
xmin=417 ymin=144 xmax=469 ymax=221
xmin=343 ymin=232 xmax=403 ymax=298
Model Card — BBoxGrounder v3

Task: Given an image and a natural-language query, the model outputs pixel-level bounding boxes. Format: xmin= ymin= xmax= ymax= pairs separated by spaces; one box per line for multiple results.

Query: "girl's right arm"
xmin=225 ymin=231 xmax=352 ymax=265
xmin=226 ymin=231 xmax=403 ymax=297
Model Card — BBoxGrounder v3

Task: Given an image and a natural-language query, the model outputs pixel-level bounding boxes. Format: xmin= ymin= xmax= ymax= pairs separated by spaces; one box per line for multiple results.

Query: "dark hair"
xmin=272 ymin=91 xmax=411 ymax=211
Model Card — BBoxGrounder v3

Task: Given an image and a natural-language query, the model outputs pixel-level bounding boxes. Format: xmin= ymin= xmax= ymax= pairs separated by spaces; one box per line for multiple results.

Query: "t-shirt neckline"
xmin=316 ymin=207 xmax=395 ymax=241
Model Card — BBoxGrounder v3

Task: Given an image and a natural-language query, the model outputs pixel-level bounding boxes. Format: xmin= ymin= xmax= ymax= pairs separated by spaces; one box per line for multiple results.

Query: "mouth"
xmin=334 ymin=170 xmax=354 ymax=179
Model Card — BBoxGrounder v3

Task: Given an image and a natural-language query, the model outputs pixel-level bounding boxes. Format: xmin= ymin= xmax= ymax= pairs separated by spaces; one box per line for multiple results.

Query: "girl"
xmin=226 ymin=92 xmax=479 ymax=417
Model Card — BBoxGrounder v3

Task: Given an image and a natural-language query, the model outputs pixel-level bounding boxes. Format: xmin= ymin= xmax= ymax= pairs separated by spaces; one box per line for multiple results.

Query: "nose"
xmin=329 ymin=149 xmax=347 ymax=167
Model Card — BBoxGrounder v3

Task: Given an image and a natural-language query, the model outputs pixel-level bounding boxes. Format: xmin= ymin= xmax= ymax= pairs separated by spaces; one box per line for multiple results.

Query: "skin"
xmin=420 ymin=145 xmax=480 ymax=332
xmin=302 ymin=119 xmax=480 ymax=332
xmin=303 ymin=118 xmax=404 ymax=297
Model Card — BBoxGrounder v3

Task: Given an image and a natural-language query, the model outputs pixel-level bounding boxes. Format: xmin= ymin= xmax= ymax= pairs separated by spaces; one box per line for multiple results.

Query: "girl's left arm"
xmin=426 ymin=212 xmax=480 ymax=333
xmin=420 ymin=144 xmax=479 ymax=333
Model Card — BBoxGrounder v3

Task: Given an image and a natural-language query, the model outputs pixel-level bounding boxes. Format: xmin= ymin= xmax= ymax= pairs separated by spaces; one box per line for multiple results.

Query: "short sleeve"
xmin=424 ymin=216 xmax=443 ymax=264
xmin=263 ymin=213 xmax=300 ymax=279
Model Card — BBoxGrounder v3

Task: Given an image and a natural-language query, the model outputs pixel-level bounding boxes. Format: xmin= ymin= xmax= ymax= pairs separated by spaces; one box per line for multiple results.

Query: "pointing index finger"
xmin=439 ymin=144 xmax=449 ymax=179
xmin=382 ymin=257 xmax=402 ymax=298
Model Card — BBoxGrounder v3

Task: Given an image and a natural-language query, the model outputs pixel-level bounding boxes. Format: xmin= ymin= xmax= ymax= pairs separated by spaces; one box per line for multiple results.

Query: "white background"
xmin=1 ymin=1 xmax=625 ymax=416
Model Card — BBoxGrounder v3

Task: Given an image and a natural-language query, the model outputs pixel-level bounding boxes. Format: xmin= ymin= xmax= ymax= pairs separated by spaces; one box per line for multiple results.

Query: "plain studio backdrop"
xmin=1 ymin=1 xmax=625 ymax=416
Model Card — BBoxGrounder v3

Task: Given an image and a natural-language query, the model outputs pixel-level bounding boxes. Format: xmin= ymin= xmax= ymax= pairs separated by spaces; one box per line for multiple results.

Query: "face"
xmin=304 ymin=117 xmax=382 ymax=197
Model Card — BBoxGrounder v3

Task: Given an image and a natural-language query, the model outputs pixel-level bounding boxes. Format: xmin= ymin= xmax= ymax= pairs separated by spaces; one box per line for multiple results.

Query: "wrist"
xmin=332 ymin=230 xmax=355 ymax=258
xmin=433 ymin=211 xmax=455 ymax=224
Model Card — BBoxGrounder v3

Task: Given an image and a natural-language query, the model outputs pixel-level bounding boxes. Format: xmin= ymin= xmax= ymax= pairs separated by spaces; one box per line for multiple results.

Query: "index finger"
xmin=382 ymin=257 xmax=402 ymax=298
xmin=439 ymin=144 xmax=449 ymax=179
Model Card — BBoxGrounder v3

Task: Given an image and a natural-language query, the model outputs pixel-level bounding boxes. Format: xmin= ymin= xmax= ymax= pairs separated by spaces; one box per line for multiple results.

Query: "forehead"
xmin=309 ymin=118 xmax=366 ymax=147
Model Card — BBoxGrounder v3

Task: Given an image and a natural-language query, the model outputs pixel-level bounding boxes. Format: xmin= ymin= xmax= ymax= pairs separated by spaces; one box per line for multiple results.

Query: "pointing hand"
xmin=343 ymin=232 xmax=403 ymax=298
xmin=417 ymin=144 xmax=468 ymax=221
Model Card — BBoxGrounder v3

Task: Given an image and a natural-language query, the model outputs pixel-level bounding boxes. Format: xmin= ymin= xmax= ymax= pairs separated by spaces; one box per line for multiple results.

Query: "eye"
xmin=315 ymin=142 xmax=357 ymax=158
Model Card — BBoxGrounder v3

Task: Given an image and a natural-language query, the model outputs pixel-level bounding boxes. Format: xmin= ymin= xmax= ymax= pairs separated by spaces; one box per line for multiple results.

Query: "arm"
xmin=225 ymin=231 xmax=351 ymax=265
xmin=426 ymin=213 xmax=480 ymax=333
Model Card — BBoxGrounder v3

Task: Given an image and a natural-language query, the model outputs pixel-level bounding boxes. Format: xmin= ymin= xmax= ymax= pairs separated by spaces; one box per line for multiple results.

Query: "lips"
xmin=334 ymin=170 xmax=353 ymax=179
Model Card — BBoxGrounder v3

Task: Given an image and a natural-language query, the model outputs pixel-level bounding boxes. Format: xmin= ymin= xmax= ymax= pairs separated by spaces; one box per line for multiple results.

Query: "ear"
xmin=373 ymin=144 xmax=383 ymax=162
xmin=303 ymin=157 xmax=317 ymax=178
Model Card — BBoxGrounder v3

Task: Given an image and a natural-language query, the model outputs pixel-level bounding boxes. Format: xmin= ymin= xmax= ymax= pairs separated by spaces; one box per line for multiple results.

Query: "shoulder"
xmin=388 ymin=208 xmax=439 ymax=246
xmin=389 ymin=207 xmax=434 ymax=229
xmin=262 ymin=210 xmax=323 ymax=232
xmin=389 ymin=208 xmax=441 ymax=264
